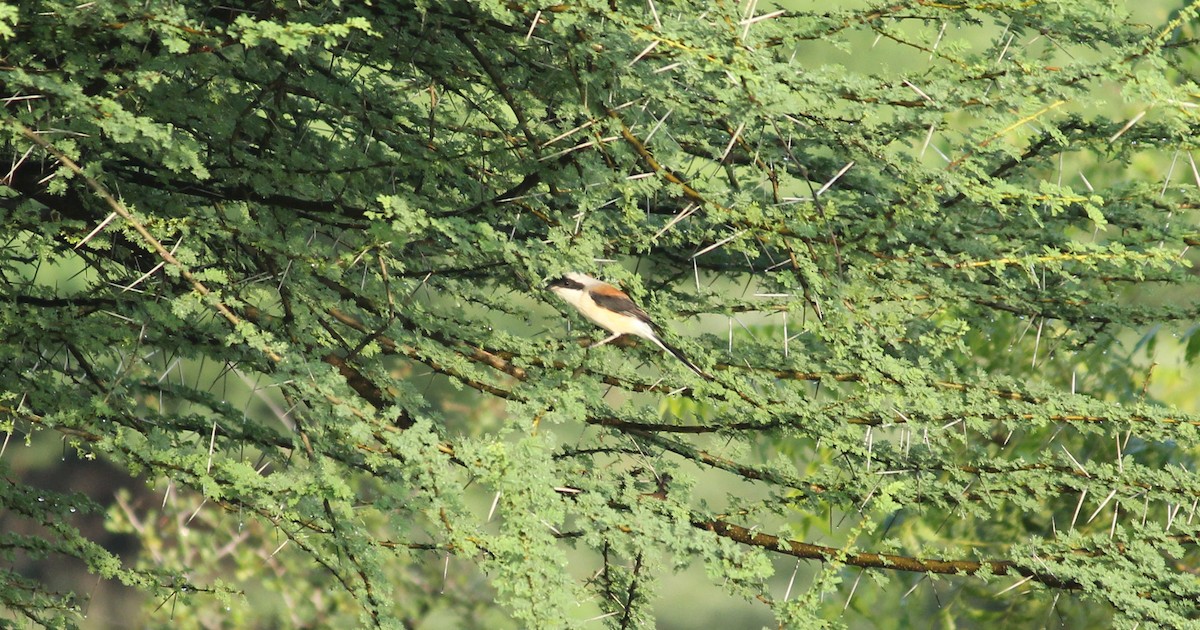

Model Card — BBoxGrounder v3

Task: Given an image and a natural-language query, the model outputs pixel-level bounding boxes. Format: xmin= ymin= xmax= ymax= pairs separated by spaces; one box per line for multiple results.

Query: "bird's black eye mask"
xmin=548 ymin=277 xmax=585 ymax=290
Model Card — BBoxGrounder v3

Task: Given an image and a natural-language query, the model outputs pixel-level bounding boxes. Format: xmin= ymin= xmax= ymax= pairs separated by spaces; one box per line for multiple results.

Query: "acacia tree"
xmin=3 ymin=0 xmax=1200 ymax=627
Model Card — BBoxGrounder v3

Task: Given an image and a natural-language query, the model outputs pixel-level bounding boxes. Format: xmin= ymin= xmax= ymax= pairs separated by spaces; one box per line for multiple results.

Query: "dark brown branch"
xmin=695 ymin=518 xmax=1081 ymax=590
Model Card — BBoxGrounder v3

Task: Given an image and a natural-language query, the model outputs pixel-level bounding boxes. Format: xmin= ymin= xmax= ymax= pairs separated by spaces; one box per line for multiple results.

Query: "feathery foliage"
xmin=2 ymin=0 xmax=1200 ymax=627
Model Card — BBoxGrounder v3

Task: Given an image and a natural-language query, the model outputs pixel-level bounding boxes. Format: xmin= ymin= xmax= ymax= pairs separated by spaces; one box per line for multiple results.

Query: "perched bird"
xmin=548 ymin=272 xmax=710 ymax=378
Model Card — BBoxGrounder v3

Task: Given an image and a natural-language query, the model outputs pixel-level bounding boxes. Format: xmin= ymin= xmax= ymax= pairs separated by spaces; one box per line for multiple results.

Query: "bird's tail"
xmin=650 ymin=336 xmax=712 ymax=380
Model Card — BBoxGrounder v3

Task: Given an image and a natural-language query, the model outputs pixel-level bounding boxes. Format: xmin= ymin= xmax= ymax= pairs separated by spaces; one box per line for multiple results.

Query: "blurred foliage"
xmin=2 ymin=0 xmax=1200 ymax=627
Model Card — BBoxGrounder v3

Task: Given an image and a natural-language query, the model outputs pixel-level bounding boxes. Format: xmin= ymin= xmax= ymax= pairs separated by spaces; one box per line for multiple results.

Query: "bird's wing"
xmin=589 ymin=289 xmax=656 ymax=328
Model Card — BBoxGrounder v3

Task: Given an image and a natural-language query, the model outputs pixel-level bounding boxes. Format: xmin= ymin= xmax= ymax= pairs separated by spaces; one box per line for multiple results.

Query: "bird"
xmin=548 ymin=272 xmax=711 ymax=379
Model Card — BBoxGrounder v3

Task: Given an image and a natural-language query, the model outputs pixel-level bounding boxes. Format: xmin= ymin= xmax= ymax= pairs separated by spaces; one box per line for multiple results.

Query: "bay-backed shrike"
xmin=548 ymin=272 xmax=711 ymax=379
